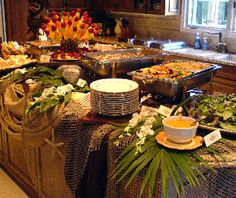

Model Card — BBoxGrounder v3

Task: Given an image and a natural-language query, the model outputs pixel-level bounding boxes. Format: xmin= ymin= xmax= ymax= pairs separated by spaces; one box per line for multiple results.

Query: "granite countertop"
xmin=93 ymin=36 xmax=236 ymax=68
xmin=163 ymin=49 xmax=236 ymax=68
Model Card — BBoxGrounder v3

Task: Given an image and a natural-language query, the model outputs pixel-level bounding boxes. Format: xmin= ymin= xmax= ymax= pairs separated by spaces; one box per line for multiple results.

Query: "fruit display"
xmin=41 ymin=9 xmax=100 ymax=44
xmin=0 ymin=55 xmax=36 ymax=70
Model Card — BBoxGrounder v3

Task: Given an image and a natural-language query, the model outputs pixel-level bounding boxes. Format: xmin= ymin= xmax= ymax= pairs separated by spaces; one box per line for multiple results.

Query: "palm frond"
xmin=139 ymin=149 xmax=162 ymax=197
xmin=125 ymin=147 xmax=159 ymax=187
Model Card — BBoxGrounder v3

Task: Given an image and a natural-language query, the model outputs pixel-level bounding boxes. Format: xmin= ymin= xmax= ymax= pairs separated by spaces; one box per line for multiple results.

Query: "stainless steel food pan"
xmin=81 ymin=48 xmax=164 ymax=77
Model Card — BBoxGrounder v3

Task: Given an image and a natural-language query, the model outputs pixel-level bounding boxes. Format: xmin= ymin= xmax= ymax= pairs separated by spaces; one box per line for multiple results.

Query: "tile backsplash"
xmin=109 ymin=12 xmax=236 ymax=53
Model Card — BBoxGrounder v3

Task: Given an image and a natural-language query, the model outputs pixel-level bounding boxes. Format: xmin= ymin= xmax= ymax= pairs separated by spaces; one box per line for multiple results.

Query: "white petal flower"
xmin=42 ymin=87 xmax=55 ymax=97
xmin=132 ymin=112 xmax=139 ymax=118
xmin=129 ymin=117 xmax=140 ymax=128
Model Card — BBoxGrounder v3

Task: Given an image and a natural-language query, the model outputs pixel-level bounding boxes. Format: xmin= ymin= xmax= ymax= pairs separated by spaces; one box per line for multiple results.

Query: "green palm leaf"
xmin=115 ymin=141 xmax=215 ymax=198
xmin=139 ymin=148 xmax=162 ymax=197
xmin=125 ymin=147 xmax=159 ymax=187
xmin=115 ymin=139 xmax=157 ymax=177
xmin=148 ymin=149 xmax=163 ymax=198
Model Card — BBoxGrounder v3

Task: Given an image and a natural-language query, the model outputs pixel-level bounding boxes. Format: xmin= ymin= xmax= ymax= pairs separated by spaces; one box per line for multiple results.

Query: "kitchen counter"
xmin=93 ymin=36 xmax=236 ymax=67
xmin=163 ymin=48 xmax=236 ymax=68
xmin=92 ymin=36 xmax=235 ymax=94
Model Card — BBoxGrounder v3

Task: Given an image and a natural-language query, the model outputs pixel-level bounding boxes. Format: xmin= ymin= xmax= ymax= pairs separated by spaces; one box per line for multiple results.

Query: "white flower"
xmin=43 ymin=87 xmax=55 ymax=97
xmin=132 ymin=112 xmax=139 ymax=118
xmin=15 ymin=68 xmax=27 ymax=74
xmin=55 ymin=84 xmax=74 ymax=96
xmin=136 ymin=130 xmax=147 ymax=139
xmin=145 ymin=116 xmax=156 ymax=126
xmin=129 ymin=117 xmax=140 ymax=128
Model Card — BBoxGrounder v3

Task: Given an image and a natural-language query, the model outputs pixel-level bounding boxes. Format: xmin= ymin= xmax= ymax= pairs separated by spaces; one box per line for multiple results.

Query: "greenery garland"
xmin=0 ymin=66 xmax=90 ymax=113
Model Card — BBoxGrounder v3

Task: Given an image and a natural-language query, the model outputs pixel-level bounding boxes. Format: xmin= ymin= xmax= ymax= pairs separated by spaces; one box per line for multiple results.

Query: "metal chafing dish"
xmin=129 ymin=61 xmax=221 ymax=98
xmin=26 ymin=41 xmax=60 ymax=57
xmin=81 ymin=48 xmax=164 ymax=77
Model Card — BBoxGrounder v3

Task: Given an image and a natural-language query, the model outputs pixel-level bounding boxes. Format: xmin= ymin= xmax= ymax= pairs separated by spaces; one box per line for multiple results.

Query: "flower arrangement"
xmin=115 ymin=106 xmax=163 ymax=154
xmin=41 ymin=9 xmax=100 ymax=43
xmin=27 ymin=84 xmax=74 ymax=113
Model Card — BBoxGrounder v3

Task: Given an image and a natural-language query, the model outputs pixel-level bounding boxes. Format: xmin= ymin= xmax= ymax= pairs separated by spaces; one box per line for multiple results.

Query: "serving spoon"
xmin=190 ymin=116 xmax=206 ymax=126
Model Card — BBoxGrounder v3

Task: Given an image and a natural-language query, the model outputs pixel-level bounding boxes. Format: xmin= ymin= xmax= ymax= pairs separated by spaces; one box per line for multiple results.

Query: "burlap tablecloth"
xmin=1 ymin=82 xmax=236 ymax=198
xmin=105 ymin=131 xmax=236 ymax=198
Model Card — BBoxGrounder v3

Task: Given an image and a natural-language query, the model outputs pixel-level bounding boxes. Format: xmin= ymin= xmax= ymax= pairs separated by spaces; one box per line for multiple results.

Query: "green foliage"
xmin=0 ymin=66 xmax=91 ymax=113
xmin=191 ymin=94 xmax=236 ymax=130
xmin=114 ymin=130 xmax=215 ymax=198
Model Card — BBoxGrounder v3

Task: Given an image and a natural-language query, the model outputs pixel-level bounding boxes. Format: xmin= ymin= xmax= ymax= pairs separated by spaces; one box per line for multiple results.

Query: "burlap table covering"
xmin=0 ymin=83 xmax=118 ymax=197
xmin=106 ymin=131 xmax=236 ymax=198
xmin=1 ymin=82 xmax=236 ymax=198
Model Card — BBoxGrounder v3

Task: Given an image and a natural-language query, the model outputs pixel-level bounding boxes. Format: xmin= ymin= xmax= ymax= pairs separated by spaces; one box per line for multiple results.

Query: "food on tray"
xmin=138 ymin=61 xmax=212 ymax=80
xmin=140 ymin=65 xmax=193 ymax=80
xmin=92 ymin=43 xmax=119 ymax=52
xmin=189 ymin=94 xmax=236 ymax=131
xmin=164 ymin=61 xmax=211 ymax=72
xmin=1 ymin=41 xmax=27 ymax=57
xmin=26 ymin=40 xmax=59 ymax=47
xmin=0 ymin=55 xmax=36 ymax=70
xmin=51 ymin=48 xmax=90 ymax=60
xmin=94 ymin=52 xmax=145 ymax=61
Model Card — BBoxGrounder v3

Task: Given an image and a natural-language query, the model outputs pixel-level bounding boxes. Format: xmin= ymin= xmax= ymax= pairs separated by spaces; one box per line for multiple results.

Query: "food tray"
xmin=0 ymin=61 xmax=37 ymax=73
xmin=26 ymin=41 xmax=60 ymax=57
xmin=129 ymin=61 xmax=221 ymax=98
xmin=81 ymin=48 xmax=164 ymax=77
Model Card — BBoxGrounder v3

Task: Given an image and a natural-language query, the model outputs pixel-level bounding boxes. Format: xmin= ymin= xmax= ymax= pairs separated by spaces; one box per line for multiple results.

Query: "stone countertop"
xmin=93 ymin=36 xmax=236 ymax=68
xmin=163 ymin=50 xmax=236 ymax=68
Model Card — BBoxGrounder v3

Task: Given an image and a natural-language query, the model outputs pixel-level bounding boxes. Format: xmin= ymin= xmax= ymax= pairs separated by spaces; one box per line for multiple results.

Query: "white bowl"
xmin=162 ymin=116 xmax=199 ymax=143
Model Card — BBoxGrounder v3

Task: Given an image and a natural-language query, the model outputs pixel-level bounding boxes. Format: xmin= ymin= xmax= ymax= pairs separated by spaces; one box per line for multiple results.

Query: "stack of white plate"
xmin=90 ymin=78 xmax=139 ymax=116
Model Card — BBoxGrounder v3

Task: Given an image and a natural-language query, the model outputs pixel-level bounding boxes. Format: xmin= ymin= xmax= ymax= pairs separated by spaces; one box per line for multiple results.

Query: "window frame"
xmin=181 ymin=0 xmax=236 ymax=38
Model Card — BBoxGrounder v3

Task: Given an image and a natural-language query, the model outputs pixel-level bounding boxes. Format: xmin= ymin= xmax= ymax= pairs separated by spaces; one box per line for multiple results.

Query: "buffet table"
xmin=54 ymin=104 xmax=236 ymax=198
xmin=0 ymin=83 xmax=236 ymax=198
xmin=0 ymin=37 xmax=235 ymax=198
xmin=40 ymin=100 xmax=236 ymax=198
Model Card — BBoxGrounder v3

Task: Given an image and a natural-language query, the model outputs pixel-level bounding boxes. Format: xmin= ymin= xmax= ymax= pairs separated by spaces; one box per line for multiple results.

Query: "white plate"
xmin=90 ymin=78 xmax=139 ymax=93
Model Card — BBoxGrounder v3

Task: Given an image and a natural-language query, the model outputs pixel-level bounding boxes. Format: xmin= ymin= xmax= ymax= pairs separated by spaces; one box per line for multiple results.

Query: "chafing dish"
xmin=129 ymin=61 xmax=221 ymax=98
xmin=26 ymin=41 xmax=60 ymax=57
xmin=81 ymin=48 xmax=164 ymax=77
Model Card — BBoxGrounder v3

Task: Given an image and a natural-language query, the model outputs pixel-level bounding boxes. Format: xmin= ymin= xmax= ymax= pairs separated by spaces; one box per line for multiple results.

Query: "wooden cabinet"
xmin=5 ymin=134 xmax=36 ymax=188
xmin=89 ymin=0 xmax=104 ymax=10
xmin=0 ymin=127 xmax=4 ymax=161
xmin=89 ymin=0 xmax=180 ymax=15
xmin=103 ymin=0 xmax=134 ymax=11
xmin=48 ymin=0 xmax=64 ymax=9
xmin=0 ymin=129 xmax=39 ymax=197
xmin=4 ymin=0 xmax=28 ymax=41
xmin=48 ymin=0 xmax=87 ymax=10
xmin=66 ymin=0 xmax=87 ymax=8
xmin=88 ymin=0 xmax=105 ymax=10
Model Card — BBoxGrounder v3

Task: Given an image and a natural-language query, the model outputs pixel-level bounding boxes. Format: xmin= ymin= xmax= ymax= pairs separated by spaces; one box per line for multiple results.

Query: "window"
xmin=184 ymin=0 xmax=236 ymax=32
